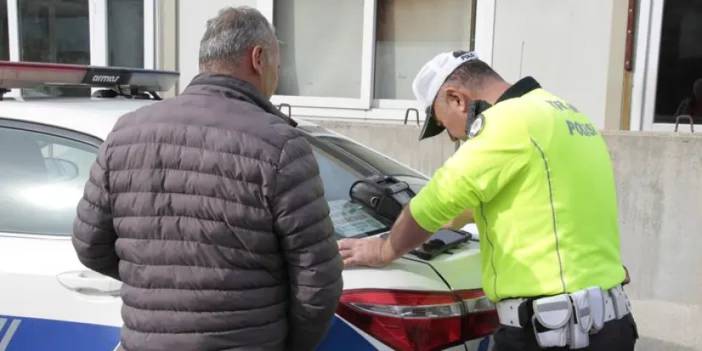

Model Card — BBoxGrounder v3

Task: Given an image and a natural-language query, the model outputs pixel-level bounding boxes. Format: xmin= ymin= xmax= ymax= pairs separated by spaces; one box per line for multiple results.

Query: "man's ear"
xmin=444 ymin=87 xmax=469 ymax=112
xmin=251 ymin=46 xmax=265 ymax=75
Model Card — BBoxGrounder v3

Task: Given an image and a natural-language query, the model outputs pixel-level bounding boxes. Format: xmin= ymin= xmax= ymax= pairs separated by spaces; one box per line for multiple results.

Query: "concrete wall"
xmin=491 ymin=0 xmax=628 ymax=130
xmin=606 ymin=131 xmax=702 ymax=351
xmin=318 ymin=120 xmax=702 ymax=351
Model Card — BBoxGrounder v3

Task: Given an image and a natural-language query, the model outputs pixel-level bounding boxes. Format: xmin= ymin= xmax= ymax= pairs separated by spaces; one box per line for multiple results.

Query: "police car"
xmin=0 ymin=62 xmax=496 ymax=351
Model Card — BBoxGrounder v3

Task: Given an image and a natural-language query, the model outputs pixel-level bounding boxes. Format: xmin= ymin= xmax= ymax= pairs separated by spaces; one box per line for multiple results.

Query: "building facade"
xmin=1 ymin=0 xmax=699 ymax=134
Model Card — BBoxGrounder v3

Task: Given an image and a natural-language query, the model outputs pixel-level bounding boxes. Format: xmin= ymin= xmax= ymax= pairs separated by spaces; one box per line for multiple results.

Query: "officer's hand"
xmin=338 ymin=237 xmax=393 ymax=268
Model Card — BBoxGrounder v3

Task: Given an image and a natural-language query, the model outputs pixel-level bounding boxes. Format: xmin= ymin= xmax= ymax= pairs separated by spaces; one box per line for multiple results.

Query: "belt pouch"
xmin=569 ymin=290 xmax=592 ymax=349
xmin=532 ymin=294 xmax=572 ymax=348
xmin=586 ymin=287 xmax=605 ymax=333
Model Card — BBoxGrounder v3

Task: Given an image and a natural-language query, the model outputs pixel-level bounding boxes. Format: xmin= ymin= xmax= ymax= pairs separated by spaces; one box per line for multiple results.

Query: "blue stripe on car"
xmin=316 ymin=317 xmax=376 ymax=351
xmin=478 ymin=336 xmax=491 ymax=351
xmin=0 ymin=315 xmax=374 ymax=351
xmin=0 ymin=315 xmax=119 ymax=351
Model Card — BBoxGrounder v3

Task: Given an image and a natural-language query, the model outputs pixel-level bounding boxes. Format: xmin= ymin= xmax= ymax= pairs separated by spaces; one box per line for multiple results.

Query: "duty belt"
xmin=496 ymin=285 xmax=631 ymax=328
xmin=495 ymin=285 xmax=632 ymax=349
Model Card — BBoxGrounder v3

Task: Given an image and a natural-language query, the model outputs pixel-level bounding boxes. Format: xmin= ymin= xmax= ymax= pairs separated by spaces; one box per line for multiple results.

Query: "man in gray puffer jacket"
xmin=72 ymin=6 xmax=343 ymax=351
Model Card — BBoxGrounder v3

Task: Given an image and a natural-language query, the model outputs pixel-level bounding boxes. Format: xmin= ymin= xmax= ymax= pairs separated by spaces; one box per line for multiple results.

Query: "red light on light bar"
xmin=0 ymin=61 xmax=178 ymax=92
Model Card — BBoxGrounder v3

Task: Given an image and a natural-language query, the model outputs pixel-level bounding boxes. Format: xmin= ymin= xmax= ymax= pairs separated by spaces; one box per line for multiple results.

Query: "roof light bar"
xmin=0 ymin=61 xmax=179 ymax=92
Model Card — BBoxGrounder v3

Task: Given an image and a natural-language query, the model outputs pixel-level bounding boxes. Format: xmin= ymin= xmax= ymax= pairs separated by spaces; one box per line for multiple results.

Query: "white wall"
xmin=177 ymin=0 xmax=257 ymax=91
xmin=491 ymin=0 xmax=624 ymax=129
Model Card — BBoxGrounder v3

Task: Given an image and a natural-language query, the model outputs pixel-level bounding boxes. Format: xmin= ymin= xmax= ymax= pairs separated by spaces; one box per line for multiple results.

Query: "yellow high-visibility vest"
xmin=410 ymin=79 xmax=625 ymax=302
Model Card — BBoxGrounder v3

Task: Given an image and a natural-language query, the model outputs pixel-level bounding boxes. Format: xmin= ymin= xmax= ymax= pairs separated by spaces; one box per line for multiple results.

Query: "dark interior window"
xmin=108 ymin=0 xmax=144 ymax=68
xmin=0 ymin=0 xmax=8 ymax=60
xmin=655 ymin=0 xmax=702 ymax=124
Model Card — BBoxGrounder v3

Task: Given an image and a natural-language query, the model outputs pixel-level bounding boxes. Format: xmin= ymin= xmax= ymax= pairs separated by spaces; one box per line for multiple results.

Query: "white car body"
xmin=0 ymin=97 xmax=492 ymax=351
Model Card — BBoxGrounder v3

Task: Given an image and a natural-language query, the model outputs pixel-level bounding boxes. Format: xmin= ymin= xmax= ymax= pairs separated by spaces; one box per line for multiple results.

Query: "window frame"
xmin=262 ymin=0 xmax=495 ymax=121
xmin=630 ymin=0 xmax=697 ymax=133
xmin=0 ymin=117 xmax=102 ymax=240
xmin=143 ymin=0 xmax=156 ymax=69
xmin=630 ymin=0 xmax=663 ymax=132
xmin=5 ymin=0 xmax=17 ymax=62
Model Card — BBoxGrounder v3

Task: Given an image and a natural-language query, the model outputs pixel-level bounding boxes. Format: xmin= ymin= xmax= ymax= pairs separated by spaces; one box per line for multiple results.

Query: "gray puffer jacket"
xmin=73 ymin=74 xmax=343 ymax=351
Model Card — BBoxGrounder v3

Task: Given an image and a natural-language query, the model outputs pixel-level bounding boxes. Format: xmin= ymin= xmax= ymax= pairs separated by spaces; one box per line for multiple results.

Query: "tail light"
xmin=337 ymin=289 xmax=498 ymax=351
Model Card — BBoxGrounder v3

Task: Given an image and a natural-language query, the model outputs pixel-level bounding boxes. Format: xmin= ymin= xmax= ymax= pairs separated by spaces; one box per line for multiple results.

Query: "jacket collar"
xmin=186 ymin=73 xmax=297 ymax=127
xmin=496 ymin=76 xmax=541 ymax=104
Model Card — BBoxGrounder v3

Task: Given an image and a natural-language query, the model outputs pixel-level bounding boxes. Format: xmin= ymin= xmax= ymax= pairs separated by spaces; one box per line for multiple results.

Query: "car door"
xmin=0 ymin=119 xmax=121 ymax=351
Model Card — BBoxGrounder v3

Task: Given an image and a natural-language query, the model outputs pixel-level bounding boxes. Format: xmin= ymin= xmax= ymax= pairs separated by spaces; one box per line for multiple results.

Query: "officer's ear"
xmin=443 ymin=86 xmax=469 ymax=112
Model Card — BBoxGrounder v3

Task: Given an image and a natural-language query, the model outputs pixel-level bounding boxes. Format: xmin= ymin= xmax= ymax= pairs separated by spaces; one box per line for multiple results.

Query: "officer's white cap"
xmin=412 ymin=51 xmax=480 ymax=140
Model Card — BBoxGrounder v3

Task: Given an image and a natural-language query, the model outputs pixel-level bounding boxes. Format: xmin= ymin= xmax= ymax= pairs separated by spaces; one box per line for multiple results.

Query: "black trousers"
xmin=494 ymin=313 xmax=638 ymax=351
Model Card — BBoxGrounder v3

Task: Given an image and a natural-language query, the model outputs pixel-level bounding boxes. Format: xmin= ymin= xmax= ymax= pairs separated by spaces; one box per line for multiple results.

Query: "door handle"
xmin=56 ymin=270 xmax=121 ymax=297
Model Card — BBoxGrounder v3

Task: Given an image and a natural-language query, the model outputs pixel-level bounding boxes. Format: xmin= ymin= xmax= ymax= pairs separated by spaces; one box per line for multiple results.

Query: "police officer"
xmin=338 ymin=51 xmax=638 ymax=350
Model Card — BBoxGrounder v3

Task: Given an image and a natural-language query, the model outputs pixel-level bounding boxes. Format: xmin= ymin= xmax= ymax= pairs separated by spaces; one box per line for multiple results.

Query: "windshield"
xmin=315 ymin=135 xmax=425 ymax=179
xmin=309 ymin=134 xmax=428 ymax=238
xmin=312 ymin=148 xmax=390 ymax=238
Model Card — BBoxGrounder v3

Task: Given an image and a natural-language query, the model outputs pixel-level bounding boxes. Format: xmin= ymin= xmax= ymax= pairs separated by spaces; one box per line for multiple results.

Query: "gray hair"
xmin=199 ymin=6 xmax=276 ymax=66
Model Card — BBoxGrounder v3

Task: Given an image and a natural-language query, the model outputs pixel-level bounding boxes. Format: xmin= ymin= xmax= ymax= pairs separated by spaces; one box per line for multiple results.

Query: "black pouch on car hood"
xmin=349 ymin=175 xmax=415 ymax=222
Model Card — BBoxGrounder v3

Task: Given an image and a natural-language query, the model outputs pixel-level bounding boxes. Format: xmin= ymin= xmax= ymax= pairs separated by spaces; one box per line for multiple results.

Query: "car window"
xmin=313 ymin=149 xmax=359 ymax=202
xmin=309 ymin=135 xmax=430 ymax=238
xmin=312 ymin=148 xmax=390 ymax=238
xmin=0 ymin=125 xmax=419 ymax=239
xmin=0 ymin=127 xmax=97 ymax=236
xmin=316 ymin=135 xmax=425 ymax=179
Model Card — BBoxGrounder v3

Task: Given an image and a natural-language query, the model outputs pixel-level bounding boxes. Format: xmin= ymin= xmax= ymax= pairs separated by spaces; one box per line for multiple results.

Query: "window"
xmin=308 ymin=133 xmax=427 ymax=238
xmin=0 ymin=126 xmax=97 ymax=236
xmin=374 ymin=0 xmax=472 ymax=100
xmin=2 ymin=0 xmax=153 ymax=96
xmin=653 ymin=0 xmax=702 ymax=125
xmin=270 ymin=0 xmax=474 ymax=112
xmin=314 ymin=149 xmax=360 ymax=202
xmin=312 ymin=147 xmax=390 ymax=238
xmin=0 ymin=0 xmax=8 ymax=60
xmin=319 ymin=136 xmax=424 ymax=179
xmin=108 ymin=0 xmax=144 ymax=68
xmin=18 ymin=0 xmax=90 ymax=64
xmin=18 ymin=0 xmax=90 ymax=97
xmin=274 ymin=0 xmax=364 ymax=99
